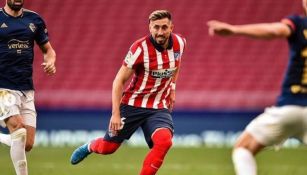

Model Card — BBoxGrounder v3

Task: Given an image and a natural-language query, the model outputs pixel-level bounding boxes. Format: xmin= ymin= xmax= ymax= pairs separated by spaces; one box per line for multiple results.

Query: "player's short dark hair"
xmin=148 ymin=10 xmax=172 ymax=22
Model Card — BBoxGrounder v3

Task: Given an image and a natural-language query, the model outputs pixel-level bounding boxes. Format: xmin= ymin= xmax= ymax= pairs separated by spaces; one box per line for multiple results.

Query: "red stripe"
xmin=146 ymin=37 xmax=158 ymax=108
xmin=158 ymin=35 xmax=182 ymax=108
xmin=122 ymin=38 xmax=146 ymax=105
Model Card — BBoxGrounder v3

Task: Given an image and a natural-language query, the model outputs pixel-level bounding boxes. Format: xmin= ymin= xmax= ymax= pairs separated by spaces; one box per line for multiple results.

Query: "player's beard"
xmin=7 ymin=0 xmax=24 ymax=11
xmin=155 ymin=35 xmax=167 ymax=46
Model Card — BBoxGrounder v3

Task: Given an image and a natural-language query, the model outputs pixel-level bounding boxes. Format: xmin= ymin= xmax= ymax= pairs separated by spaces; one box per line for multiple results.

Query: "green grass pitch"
xmin=0 ymin=145 xmax=306 ymax=175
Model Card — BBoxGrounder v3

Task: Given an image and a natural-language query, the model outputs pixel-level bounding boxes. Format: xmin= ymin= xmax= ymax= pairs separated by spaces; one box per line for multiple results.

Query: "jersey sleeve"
xmin=123 ymin=42 xmax=143 ymax=69
xmin=34 ymin=15 xmax=49 ymax=45
xmin=281 ymin=15 xmax=301 ymax=34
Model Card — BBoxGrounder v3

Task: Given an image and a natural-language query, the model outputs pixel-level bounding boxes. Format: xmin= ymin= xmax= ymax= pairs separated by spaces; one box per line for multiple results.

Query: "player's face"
xmin=149 ymin=18 xmax=173 ymax=47
xmin=7 ymin=0 xmax=24 ymax=11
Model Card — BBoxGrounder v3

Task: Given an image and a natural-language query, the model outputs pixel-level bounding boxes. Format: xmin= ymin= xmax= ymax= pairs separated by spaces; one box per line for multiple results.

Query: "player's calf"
xmin=140 ymin=128 xmax=173 ymax=175
xmin=10 ymin=128 xmax=28 ymax=175
xmin=90 ymin=138 xmax=121 ymax=154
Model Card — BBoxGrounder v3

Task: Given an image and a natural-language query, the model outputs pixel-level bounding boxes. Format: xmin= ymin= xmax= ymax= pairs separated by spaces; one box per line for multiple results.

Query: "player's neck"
xmin=162 ymin=41 xmax=169 ymax=49
xmin=3 ymin=5 xmax=23 ymax=17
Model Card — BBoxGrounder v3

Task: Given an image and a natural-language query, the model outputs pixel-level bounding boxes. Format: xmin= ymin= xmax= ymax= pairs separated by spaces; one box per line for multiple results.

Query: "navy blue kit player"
xmin=208 ymin=0 xmax=307 ymax=175
xmin=0 ymin=0 xmax=56 ymax=174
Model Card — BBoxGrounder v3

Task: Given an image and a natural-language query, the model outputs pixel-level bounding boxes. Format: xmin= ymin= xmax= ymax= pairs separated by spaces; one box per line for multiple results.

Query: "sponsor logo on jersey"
xmin=8 ymin=39 xmax=30 ymax=49
xmin=29 ymin=23 xmax=36 ymax=32
xmin=151 ymin=68 xmax=177 ymax=78
xmin=0 ymin=23 xmax=8 ymax=28
xmin=303 ymin=29 xmax=307 ymax=40
xmin=290 ymin=85 xmax=307 ymax=94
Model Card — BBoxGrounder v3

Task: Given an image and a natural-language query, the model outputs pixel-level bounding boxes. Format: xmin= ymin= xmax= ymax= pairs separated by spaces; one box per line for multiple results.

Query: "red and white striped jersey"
xmin=121 ymin=33 xmax=186 ymax=109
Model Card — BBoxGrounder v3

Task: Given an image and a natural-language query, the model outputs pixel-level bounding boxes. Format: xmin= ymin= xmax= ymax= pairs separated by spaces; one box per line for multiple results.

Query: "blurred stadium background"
xmin=27 ymin=0 xmax=301 ymax=147
xmin=1 ymin=0 xmax=307 ymax=175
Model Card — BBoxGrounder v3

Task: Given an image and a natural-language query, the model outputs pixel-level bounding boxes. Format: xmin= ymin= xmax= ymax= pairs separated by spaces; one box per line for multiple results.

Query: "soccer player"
xmin=207 ymin=0 xmax=307 ymax=175
xmin=0 ymin=0 xmax=56 ymax=174
xmin=70 ymin=10 xmax=186 ymax=175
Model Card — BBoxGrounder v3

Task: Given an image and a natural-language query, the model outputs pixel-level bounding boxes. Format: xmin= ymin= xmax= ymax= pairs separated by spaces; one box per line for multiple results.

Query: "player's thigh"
xmin=246 ymin=106 xmax=304 ymax=146
xmin=234 ymin=131 xmax=265 ymax=155
xmin=141 ymin=109 xmax=174 ymax=148
xmin=21 ymin=90 xmax=37 ymax=128
xmin=5 ymin=115 xmax=25 ymax=133
xmin=104 ymin=104 xmax=146 ymax=143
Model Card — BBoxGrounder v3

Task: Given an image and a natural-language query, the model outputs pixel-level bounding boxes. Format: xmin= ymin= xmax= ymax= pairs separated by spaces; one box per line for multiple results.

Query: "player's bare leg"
xmin=24 ymin=125 xmax=35 ymax=152
xmin=232 ymin=131 xmax=265 ymax=175
xmin=6 ymin=115 xmax=28 ymax=175
xmin=0 ymin=122 xmax=35 ymax=151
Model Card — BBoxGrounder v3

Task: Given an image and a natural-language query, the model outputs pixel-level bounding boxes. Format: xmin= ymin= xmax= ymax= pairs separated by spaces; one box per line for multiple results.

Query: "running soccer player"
xmin=0 ymin=0 xmax=56 ymax=174
xmin=71 ymin=10 xmax=186 ymax=175
xmin=208 ymin=0 xmax=307 ymax=175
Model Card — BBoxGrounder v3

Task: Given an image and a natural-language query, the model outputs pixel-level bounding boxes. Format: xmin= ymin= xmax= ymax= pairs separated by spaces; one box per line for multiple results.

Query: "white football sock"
xmin=232 ymin=147 xmax=256 ymax=175
xmin=0 ymin=132 xmax=12 ymax=146
xmin=10 ymin=128 xmax=28 ymax=175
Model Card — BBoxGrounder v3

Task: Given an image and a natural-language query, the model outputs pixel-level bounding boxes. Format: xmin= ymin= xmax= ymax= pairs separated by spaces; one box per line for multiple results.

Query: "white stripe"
xmin=174 ymin=34 xmax=185 ymax=58
xmin=167 ymin=49 xmax=175 ymax=68
xmin=152 ymin=51 xmax=165 ymax=108
xmin=129 ymin=41 xmax=149 ymax=106
xmin=153 ymin=79 xmax=172 ymax=109
xmin=126 ymin=47 xmax=142 ymax=68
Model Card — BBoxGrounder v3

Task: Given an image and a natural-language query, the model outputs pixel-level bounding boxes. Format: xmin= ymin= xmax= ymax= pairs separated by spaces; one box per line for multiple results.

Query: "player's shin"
xmin=140 ymin=128 xmax=172 ymax=175
xmin=10 ymin=128 xmax=28 ymax=175
xmin=232 ymin=147 xmax=256 ymax=175
xmin=90 ymin=138 xmax=120 ymax=154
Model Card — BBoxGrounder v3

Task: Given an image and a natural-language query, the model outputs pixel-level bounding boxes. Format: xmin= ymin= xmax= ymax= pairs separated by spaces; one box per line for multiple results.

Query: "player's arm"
xmin=109 ymin=65 xmax=134 ymax=134
xmin=207 ymin=20 xmax=292 ymax=39
xmin=39 ymin=42 xmax=56 ymax=75
xmin=168 ymin=63 xmax=180 ymax=112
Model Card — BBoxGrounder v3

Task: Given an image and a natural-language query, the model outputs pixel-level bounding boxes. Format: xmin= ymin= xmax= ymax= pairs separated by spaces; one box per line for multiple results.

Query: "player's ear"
xmin=170 ymin=23 xmax=174 ymax=32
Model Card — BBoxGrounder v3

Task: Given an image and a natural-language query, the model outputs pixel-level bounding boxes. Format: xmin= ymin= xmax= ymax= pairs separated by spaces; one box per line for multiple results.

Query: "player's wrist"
xmin=170 ymin=82 xmax=176 ymax=91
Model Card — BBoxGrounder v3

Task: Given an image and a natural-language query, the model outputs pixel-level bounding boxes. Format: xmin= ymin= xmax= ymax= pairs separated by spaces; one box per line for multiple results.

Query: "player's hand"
xmin=42 ymin=60 xmax=56 ymax=75
xmin=168 ymin=90 xmax=176 ymax=112
xmin=207 ymin=20 xmax=235 ymax=36
xmin=109 ymin=113 xmax=125 ymax=136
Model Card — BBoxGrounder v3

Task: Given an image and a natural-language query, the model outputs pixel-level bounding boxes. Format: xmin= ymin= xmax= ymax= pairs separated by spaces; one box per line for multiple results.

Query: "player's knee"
xmin=8 ymin=122 xmax=25 ymax=133
xmin=11 ymin=128 xmax=26 ymax=141
xmin=152 ymin=129 xmax=173 ymax=150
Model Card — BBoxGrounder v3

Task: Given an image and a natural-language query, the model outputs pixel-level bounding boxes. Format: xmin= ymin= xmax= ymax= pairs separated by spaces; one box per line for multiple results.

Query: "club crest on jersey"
xmin=124 ymin=51 xmax=132 ymax=63
xmin=151 ymin=68 xmax=177 ymax=78
xmin=29 ymin=23 xmax=36 ymax=32
xmin=174 ymin=52 xmax=180 ymax=60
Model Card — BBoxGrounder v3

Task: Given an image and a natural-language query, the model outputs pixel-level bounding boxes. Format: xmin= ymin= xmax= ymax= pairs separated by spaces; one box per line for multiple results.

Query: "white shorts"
xmin=0 ymin=89 xmax=37 ymax=128
xmin=246 ymin=105 xmax=307 ymax=146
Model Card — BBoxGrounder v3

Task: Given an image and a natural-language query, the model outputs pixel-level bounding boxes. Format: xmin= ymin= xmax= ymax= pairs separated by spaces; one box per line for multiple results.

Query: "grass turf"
xmin=0 ymin=145 xmax=306 ymax=175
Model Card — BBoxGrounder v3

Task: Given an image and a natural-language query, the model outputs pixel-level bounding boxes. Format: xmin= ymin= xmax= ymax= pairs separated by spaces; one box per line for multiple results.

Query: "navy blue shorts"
xmin=104 ymin=104 xmax=174 ymax=148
